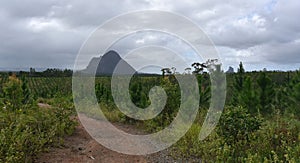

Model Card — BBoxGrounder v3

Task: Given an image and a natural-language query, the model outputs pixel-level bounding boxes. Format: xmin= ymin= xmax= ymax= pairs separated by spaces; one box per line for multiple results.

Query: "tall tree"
xmin=274 ymin=85 xmax=289 ymax=114
xmin=192 ymin=62 xmax=207 ymax=74
xmin=161 ymin=68 xmax=171 ymax=78
xmin=231 ymin=62 xmax=246 ymax=105
xmin=288 ymin=71 xmax=300 ymax=115
xmin=234 ymin=62 xmax=245 ymax=92
xmin=20 ymin=76 xmax=31 ymax=105
xmin=257 ymin=71 xmax=275 ymax=114
xmin=238 ymin=77 xmax=258 ymax=114
xmin=196 ymin=75 xmax=210 ymax=109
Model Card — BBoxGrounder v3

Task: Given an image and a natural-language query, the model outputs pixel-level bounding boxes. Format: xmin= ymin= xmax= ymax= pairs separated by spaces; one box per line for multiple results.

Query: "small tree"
xmin=238 ymin=77 xmax=258 ymax=114
xmin=195 ymin=74 xmax=210 ymax=109
xmin=231 ymin=62 xmax=246 ymax=106
xmin=257 ymin=71 xmax=275 ymax=115
xmin=290 ymin=82 xmax=300 ymax=116
xmin=218 ymin=106 xmax=261 ymax=145
xmin=20 ymin=76 xmax=31 ymax=105
xmin=3 ymin=74 xmax=23 ymax=111
xmin=274 ymin=86 xmax=289 ymax=114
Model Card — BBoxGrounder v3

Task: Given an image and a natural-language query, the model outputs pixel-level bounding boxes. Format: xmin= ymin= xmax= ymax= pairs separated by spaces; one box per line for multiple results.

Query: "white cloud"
xmin=27 ymin=18 xmax=64 ymax=32
xmin=0 ymin=0 xmax=299 ymax=70
xmin=236 ymin=50 xmax=254 ymax=57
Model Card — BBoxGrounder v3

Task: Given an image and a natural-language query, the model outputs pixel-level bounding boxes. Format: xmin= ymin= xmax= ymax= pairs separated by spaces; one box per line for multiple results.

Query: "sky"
xmin=0 ymin=0 xmax=299 ymax=72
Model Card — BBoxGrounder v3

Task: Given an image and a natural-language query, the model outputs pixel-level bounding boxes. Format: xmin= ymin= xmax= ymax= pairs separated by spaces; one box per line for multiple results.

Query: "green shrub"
xmin=0 ymin=76 xmax=77 ymax=162
xmin=0 ymin=107 xmax=76 ymax=162
xmin=217 ymin=106 xmax=262 ymax=145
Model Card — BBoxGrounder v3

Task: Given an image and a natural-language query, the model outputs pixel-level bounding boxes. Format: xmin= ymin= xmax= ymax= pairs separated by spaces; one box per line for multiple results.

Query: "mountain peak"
xmin=104 ymin=50 xmax=119 ymax=56
xmin=84 ymin=50 xmax=135 ymax=75
xmin=101 ymin=50 xmax=121 ymax=60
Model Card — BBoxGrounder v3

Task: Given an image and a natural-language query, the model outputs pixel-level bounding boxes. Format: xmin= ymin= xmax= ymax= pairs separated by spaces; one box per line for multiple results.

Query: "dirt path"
xmin=35 ymin=112 xmax=174 ymax=163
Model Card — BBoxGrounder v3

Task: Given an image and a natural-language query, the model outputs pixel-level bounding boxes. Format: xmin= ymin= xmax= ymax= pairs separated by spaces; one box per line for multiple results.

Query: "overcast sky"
xmin=0 ymin=0 xmax=299 ymax=72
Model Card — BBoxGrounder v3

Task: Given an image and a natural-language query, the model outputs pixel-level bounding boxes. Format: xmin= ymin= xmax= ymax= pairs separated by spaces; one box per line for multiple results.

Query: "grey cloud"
xmin=0 ymin=0 xmax=299 ymax=70
xmin=0 ymin=0 xmax=56 ymax=18
xmin=259 ymin=41 xmax=300 ymax=64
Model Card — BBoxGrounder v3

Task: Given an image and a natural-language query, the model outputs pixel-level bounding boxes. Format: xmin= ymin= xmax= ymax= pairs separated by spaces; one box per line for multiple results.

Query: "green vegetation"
xmin=1 ymin=62 xmax=300 ymax=162
xmin=88 ymin=62 xmax=300 ymax=162
xmin=171 ymin=110 xmax=300 ymax=162
xmin=0 ymin=75 xmax=76 ymax=162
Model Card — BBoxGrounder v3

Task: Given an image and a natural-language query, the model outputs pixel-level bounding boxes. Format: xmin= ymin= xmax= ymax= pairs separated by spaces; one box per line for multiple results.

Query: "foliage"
xmin=257 ymin=72 xmax=275 ymax=114
xmin=90 ymin=66 xmax=300 ymax=162
xmin=238 ymin=77 xmax=259 ymax=114
xmin=143 ymin=77 xmax=181 ymax=131
xmin=1 ymin=62 xmax=300 ymax=162
xmin=3 ymin=75 xmax=23 ymax=111
xmin=171 ymin=108 xmax=300 ymax=162
xmin=0 ymin=76 xmax=76 ymax=162
xmin=27 ymin=77 xmax=72 ymax=99
xmin=20 ymin=76 xmax=32 ymax=105
xmin=289 ymin=72 xmax=300 ymax=116
xmin=196 ymin=75 xmax=211 ymax=109
xmin=234 ymin=62 xmax=246 ymax=92
xmin=218 ymin=106 xmax=261 ymax=145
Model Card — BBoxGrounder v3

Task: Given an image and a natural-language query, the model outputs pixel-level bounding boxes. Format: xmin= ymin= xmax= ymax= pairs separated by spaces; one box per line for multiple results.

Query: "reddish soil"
xmin=35 ymin=103 xmax=176 ymax=163
xmin=35 ymin=116 xmax=149 ymax=163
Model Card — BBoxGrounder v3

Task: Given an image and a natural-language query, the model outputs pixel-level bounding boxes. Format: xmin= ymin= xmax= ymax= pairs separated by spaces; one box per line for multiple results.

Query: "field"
xmin=1 ymin=64 xmax=300 ymax=162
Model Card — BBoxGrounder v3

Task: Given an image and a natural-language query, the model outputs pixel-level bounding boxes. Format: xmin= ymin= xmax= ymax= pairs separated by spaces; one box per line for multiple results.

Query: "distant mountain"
xmin=84 ymin=50 xmax=136 ymax=76
xmin=226 ymin=66 xmax=234 ymax=74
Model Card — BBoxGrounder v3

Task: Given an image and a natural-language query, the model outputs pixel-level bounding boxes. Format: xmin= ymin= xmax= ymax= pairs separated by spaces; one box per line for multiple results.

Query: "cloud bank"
xmin=0 ymin=0 xmax=299 ymax=71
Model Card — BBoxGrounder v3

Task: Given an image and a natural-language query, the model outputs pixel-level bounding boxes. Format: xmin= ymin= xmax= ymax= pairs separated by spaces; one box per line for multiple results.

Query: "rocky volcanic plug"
xmin=84 ymin=50 xmax=136 ymax=75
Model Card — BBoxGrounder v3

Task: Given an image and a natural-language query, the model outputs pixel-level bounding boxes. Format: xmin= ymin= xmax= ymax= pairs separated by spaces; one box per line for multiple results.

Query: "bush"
xmin=3 ymin=75 xmax=23 ymax=111
xmin=0 ymin=106 xmax=76 ymax=162
xmin=170 ymin=107 xmax=300 ymax=162
xmin=217 ymin=106 xmax=262 ymax=145
xmin=0 ymin=76 xmax=77 ymax=162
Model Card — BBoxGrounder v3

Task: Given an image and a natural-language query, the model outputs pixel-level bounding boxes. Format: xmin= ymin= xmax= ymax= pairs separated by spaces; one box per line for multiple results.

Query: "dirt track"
xmin=35 ymin=113 xmax=174 ymax=163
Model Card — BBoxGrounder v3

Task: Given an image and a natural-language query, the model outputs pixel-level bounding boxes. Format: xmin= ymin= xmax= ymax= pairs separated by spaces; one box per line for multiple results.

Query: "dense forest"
xmin=1 ymin=62 xmax=300 ymax=162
